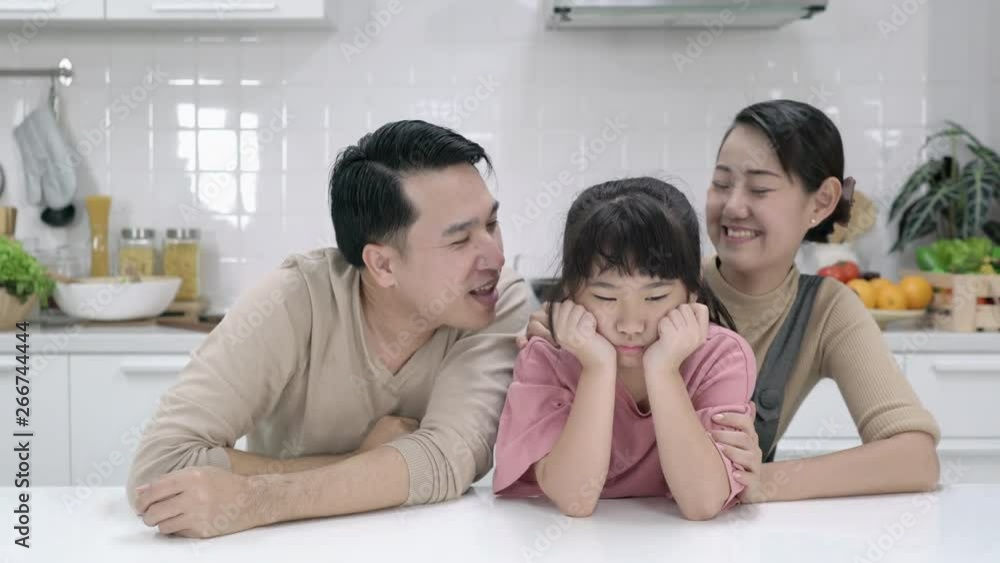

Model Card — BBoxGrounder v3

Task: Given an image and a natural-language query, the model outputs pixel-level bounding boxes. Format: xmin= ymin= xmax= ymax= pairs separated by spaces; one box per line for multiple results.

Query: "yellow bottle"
xmin=85 ymin=195 xmax=112 ymax=278
xmin=118 ymin=228 xmax=156 ymax=277
xmin=163 ymin=228 xmax=200 ymax=301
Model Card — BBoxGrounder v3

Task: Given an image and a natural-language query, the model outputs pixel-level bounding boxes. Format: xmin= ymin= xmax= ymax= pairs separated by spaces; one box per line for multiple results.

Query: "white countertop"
xmin=0 ymin=324 xmax=204 ymax=354
xmin=1 ymin=324 xmax=997 ymax=355
xmin=1 ymin=485 xmax=997 ymax=562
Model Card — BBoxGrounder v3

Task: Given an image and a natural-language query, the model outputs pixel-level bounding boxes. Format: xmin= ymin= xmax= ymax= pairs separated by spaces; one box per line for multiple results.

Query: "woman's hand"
xmin=550 ymin=300 xmax=616 ymax=370
xmin=711 ymin=406 xmax=766 ymax=504
xmin=517 ymin=304 xmax=554 ymax=348
xmin=642 ymin=303 xmax=710 ymax=374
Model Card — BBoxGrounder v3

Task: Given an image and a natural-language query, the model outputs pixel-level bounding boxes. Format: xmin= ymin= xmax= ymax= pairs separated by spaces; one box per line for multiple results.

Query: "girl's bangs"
xmin=564 ymin=197 xmax=694 ymax=284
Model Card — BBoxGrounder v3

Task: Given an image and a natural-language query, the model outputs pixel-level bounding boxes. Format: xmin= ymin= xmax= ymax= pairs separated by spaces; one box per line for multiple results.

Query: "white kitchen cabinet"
xmin=777 ymin=352 xmax=1000 ymax=482
xmin=105 ymin=0 xmax=325 ymax=21
xmin=905 ymin=354 xmax=1000 ymax=438
xmin=0 ymin=355 xmax=70 ymax=485
xmin=69 ymin=355 xmax=190 ymax=487
xmin=0 ymin=0 xmax=103 ymax=20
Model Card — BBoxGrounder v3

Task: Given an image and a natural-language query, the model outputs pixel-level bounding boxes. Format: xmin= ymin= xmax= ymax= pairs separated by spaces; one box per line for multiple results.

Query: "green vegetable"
xmin=0 ymin=238 xmax=55 ymax=306
xmin=993 ymin=246 xmax=1000 ymax=261
xmin=916 ymin=247 xmax=946 ymax=272
xmin=917 ymin=237 xmax=996 ymax=274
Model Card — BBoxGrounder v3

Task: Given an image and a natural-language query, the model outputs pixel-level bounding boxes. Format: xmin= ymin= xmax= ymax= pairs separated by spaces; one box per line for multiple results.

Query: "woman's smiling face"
xmin=706 ymin=124 xmax=818 ymax=277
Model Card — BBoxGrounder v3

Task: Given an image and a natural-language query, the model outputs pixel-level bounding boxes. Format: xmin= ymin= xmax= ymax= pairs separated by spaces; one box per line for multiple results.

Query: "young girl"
xmin=493 ymin=177 xmax=757 ymax=520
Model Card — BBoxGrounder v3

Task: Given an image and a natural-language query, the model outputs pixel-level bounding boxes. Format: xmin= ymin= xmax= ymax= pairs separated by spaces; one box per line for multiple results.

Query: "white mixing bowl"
xmin=53 ymin=276 xmax=182 ymax=321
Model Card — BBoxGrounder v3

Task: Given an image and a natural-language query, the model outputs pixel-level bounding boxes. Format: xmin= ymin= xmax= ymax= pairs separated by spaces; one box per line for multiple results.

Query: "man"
xmin=128 ymin=120 xmax=534 ymax=537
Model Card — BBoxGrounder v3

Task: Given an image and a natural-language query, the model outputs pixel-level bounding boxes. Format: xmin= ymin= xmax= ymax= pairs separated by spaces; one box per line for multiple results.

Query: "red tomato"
xmin=818 ymin=261 xmax=858 ymax=284
xmin=837 ymin=261 xmax=860 ymax=282
xmin=817 ymin=265 xmax=836 ymax=278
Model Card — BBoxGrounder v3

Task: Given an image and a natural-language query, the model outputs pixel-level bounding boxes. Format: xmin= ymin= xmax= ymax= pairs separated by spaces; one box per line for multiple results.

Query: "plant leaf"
xmin=889 ymin=158 xmax=948 ymax=221
xmin=893 ymin=200 xmax=937 ymax=252
xmin=937 ymin=120 xmax=987 ymax=149
xmin=892 ymin=179 xmax=960 ymax=252
xmin=968 ymin=144 xmax=1000 ymax=196
xmin=958 ymin=160 xmax=993 ymax=239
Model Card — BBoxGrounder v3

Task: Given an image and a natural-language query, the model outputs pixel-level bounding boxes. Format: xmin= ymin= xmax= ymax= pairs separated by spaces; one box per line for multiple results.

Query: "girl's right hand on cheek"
xmin=551 ymin=301 xmax=617 ymax=370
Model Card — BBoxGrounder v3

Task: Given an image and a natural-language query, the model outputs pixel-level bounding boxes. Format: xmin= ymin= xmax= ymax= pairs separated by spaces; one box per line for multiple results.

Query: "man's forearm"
xmin=259 ymin=445 xmax=410 ymax=523
xmin=646 ymin=369 xmax=731 ymax=520
xmin=761 ymin=432 xmax=940 ymax=502
xmin=226 ymin=448 xmax=358 ymax=476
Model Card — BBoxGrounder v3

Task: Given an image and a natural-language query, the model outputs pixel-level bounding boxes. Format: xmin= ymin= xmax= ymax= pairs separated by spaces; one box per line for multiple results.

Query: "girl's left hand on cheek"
xmin=642 ymin=302 xmax=709 ymax=372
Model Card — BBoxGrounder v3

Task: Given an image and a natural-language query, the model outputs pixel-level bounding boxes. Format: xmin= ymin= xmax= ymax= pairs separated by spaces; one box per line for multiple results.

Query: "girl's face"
xmin=706 ymin=124 xmax=818 ymax=276
xmin=577 ymin=268 xmax=690 ymax=369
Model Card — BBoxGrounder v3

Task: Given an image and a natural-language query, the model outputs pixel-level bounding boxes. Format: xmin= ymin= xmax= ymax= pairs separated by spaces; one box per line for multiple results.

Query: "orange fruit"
xmin=869 ymin=278 xmax=894 ymax=299
xmin=876 ymin=284 xmax=908 ymax=310
xmin=847 ymin=279 xmax=877 ymax=308
xmin=899 ymin=276 xmax=933 ymax=310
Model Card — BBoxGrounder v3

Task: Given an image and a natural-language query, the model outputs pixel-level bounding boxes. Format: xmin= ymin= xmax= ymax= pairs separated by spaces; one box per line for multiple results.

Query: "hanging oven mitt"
xmin=13 ymin=102 xmax=76 ymax=209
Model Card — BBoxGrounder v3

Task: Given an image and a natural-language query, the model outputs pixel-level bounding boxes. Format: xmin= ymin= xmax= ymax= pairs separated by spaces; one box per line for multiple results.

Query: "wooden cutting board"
xmin=156 ymin=315 xmax=223 ymax=333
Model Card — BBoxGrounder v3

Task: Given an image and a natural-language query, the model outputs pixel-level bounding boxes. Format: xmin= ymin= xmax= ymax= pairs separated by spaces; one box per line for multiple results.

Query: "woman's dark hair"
xmin=548 ymin=177 xmax=736 ymax=341
xmin=329 ymin=120 xmax=492 ymax=267
xmin=720 ymin=99 xmax=853 ymax=243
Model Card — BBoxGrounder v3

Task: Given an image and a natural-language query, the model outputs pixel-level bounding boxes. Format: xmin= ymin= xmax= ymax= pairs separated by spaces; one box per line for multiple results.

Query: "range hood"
xmin=547 ymin=0 xmax=828 ymax=29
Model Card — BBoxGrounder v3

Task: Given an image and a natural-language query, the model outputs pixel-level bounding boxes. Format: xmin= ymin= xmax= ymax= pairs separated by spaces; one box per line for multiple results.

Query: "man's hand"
xmin=135 ymin=466 xmax=278 ymax=538
xmin=517 ymin=304 xmax=553 ymax=348
xmin=359 ymin=416 xmax=420 ymax=452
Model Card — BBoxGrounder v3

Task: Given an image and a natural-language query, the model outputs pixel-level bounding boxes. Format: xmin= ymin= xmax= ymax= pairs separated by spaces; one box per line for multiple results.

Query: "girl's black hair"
xmin=548 ymin=177 xmax=736 ymax=341
xmin=720 ymin=99 xmax=853 ymax=243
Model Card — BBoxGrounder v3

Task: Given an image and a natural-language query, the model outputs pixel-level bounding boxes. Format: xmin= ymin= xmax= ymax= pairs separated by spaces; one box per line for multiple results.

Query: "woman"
xmin=520 ymin=99 xmax=940 ymax=503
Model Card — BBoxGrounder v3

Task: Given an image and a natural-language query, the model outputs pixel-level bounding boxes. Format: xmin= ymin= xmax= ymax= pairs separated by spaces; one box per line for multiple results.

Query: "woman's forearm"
xmin=761 ymin=432 xmax=940 ymax=502
xmin=535 ymin=364 xmax=617 ymax=517
xmin=646 ymin=370 xmax=732 ymax=520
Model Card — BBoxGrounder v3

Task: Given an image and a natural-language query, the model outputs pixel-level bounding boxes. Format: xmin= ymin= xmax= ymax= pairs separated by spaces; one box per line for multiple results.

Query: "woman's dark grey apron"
xmin=753 ymin=274 xmax=824 ymax=462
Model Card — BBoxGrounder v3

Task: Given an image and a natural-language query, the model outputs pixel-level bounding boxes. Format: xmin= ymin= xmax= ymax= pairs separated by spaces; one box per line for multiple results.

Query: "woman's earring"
xmin=810 ymin=218 xmax=817 ymax=225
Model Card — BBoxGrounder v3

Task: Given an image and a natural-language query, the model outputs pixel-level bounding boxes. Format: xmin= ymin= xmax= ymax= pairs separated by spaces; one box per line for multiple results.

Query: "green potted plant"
xmin=890 ymin=121 xmax=1000 ymax=252
xmin=0 ymin=237 xmax=55 ymax=329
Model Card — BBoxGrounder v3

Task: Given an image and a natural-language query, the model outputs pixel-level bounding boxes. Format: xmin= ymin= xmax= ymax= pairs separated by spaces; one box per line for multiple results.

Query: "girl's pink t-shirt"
xmin=492 ymin=324 xmax=757 ymax=511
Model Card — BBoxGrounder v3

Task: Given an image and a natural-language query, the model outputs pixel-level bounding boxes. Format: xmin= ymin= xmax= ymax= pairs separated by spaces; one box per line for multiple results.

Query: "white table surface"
xmin=2 ymin=485 xmax=998 ymax=562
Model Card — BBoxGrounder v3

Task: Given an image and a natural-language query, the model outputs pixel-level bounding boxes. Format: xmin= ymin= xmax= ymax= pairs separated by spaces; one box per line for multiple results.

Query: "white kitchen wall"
xmin=0 ymin=0 xmax=992 ymax=312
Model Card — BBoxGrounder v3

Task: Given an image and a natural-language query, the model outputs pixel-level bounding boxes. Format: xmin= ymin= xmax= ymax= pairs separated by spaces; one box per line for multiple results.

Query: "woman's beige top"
xmin=703 ymin=257 xmax=940 ymax=448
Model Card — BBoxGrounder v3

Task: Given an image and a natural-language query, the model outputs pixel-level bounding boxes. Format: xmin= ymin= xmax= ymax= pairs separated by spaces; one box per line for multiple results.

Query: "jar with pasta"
xmin=118 ymin=228 xmax=156 ymax=278
xmin=163 ymin=228 xmax=200 ymax=301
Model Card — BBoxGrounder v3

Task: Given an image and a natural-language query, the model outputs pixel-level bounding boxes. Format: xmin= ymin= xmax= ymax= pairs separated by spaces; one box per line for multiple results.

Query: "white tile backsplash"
xmin=0 ymin=0 xmax=996 ymax=311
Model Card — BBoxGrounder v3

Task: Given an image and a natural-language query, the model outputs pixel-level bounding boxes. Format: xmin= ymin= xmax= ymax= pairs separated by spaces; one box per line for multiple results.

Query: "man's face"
xmin=390 ymin=163 xmax=505 ymax=332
